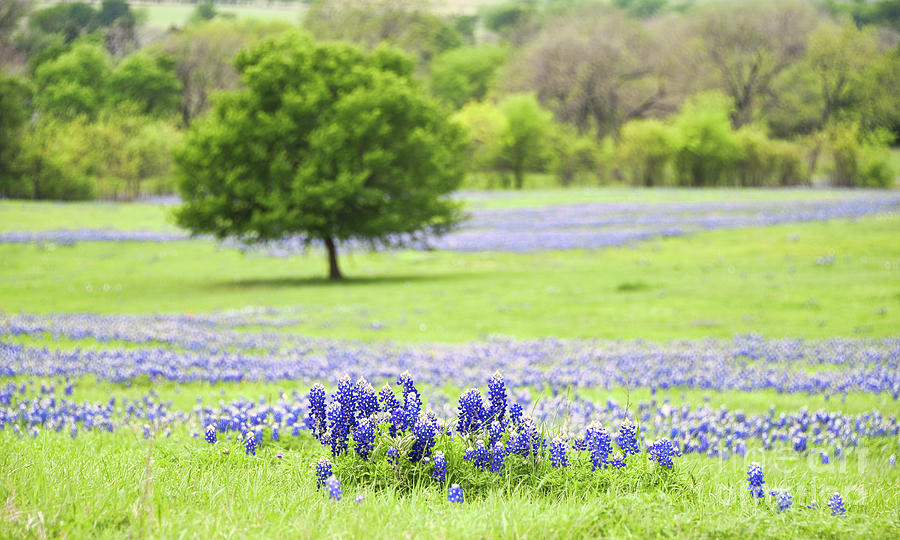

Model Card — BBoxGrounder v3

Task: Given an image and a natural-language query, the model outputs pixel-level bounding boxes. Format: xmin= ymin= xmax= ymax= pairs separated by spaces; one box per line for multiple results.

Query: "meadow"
xmin=1 ymin=190 xmax=899 ymax=538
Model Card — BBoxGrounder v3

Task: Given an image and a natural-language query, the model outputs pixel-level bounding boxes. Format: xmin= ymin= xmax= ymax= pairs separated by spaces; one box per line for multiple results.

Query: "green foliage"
xmin=617 ymin=119 xmax=675 ymax=187
xmin=548 ymin=124 xmax=598 ymax=186
xmin=0 ymin=73 xmax=30 ymax=189
xmin=483 ymin=0 xmax=540 ymax=44
xmin=429 ymin=45 xmax=507 ymax=109
xmin=670 ymin=92 xmax=742 ymax=187
xmin=175 ymin=33 xmax=466 ymax=279
xmin=190 ymin=2 xmax=219 ymax=24
xmin=33 ymin=42 xmax=110 ymax=119
xmin=108 ymin=53 xmax=182 ymax=118
xmin=495 ymin=93 xmax=554 ymax=189
xmin=304 ymin=0 xmax=463 ymax=66
xmin=453 ymin=101 xmax=507 ymax=174
xmin=826 ymin=122 xmax=894 ymax=188
xmin=613 ymin=0 xmax=668 ymax=18
xmin=733 ymin=126 xmax=807 ymax=187
xmin=28 ymin=2 xmax=99 ymax=44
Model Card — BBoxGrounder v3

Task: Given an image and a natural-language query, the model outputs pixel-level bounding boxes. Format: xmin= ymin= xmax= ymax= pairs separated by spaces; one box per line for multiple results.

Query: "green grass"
xmin=2 ymin=192 xmax=899 ymax=538
xmin=1 ymin=214 xmax=898 ymax=341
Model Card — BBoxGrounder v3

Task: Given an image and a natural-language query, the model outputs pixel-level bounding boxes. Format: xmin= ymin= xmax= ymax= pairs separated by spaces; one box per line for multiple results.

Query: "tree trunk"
xmin=324 ymin=237 xmax=342 ymax=280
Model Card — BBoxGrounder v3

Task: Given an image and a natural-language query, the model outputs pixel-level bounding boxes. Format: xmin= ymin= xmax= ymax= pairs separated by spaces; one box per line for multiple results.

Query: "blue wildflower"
xmin=354 ymin=494 xmax=364 ymax=503
xmin=770 ymin=489 xmax=792 ymax=512
xmin=820 ymin=451 xmax=829 ymax=465
xmin=647 ymin=438 xmax=681 ymax=469
xmin=356 ymin=379 xmax=379 ymax=420
xmin=448 ymin=484 xmax=464 ymax=503
xmin=457 ymin=388 xmax=487 ymax=435
xmin=890 ymin=454 xmax=896 ymax=468
xmin=243 ymin=431 xmax=257 ymax=456
xmin=616 ymin=420 xmax=640 ymax=457
xmin=432 ymin=451 xmax=447 ymax=483
xmin=205 ymin=424 xmax=217 ymax=445
xmin=509 ymin=402 xmax=523 ymax=425
xmin=608 ymin=453 xmax=626 ymax=469
xmin=411 ymin=412 xmax=439 ymax=462
xmin=306 ymin=383 xmax=327 ymax=441
xmin=487 ymin=372 xmax=507 ymax=426
xmin=326 ymin=475 xmax=342 ymax=501
xmin=747 ymin=462 xmax=765 ymax=498
xmin=378 ymin=385 xmax=400 ymax=414
xmin=353 ymin=418 xmax=376 ymax=460
xmin=464 ymin=440 xmax=491 ymax=470
xmin=387 ymin=446 xmax=399 ymax=466
xmin=828 ymin=492 xmax=845 ymax=517
xmin=326 ymin=401 xmax=349 ymax=456
xmin=586 ymin=424 xmax=612 ymax=470
xmin=316 ymin=457 xmax=333 ymax=490
xmin=549 ymin=437 xmax=569 ymax=468
xmin=335 ymin=375 xmax=358 ymax=432
xmin=490 ymin=441 xmax=507 ymax=473
xmin=488 ymin=420 xmax=503 ymax=447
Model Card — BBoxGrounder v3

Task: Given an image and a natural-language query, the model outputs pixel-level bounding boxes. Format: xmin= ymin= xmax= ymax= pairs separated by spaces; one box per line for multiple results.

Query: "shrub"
xmin=617 ymin=119 xmax=674 ymax=187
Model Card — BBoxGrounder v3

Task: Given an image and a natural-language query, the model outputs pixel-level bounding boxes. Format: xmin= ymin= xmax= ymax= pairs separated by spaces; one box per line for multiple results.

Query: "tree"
xmin=496 ymin=93 xmax=553 ymax=189
xmin=0 ymin=72 xmax=31 ymax=190
xmin=304 ymin=0 xmax=463 ymax=66
xmin=429 ymin=45 xmax=506 ymax=109
xmin=108 ymin=52 xmax=182 ymax=117
xmin=175 ymin=33 xmax=466 ymax=280
xmin=507 ymin=9 xmax=672 ymax=139
xmin=33 ymin=41 xmax=110 ymax=119
xmin=693 ymin=0 xmax=818 ymax=128
xmin=159 ymin=19 xmax=290 ymax=126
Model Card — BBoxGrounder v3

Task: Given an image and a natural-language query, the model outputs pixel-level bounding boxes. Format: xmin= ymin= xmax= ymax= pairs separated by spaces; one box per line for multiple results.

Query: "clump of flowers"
xmin=487 ymin=372 xmax=507 ymax=426
xmin=617 ymin=420 xmax=640 ymax=457
xmin=315 ymin=457 xmax=333 ymax=490
xmin=326 ymin=475 xmax=342 ymax=501
xmin=448 ymin=484 xmax=464 ymax=503
xmin=549 ymin=437 xmax=569 ymax=468
xmin=243 ymin=431 xmax=257 ymax=456
xmin=464 ymin=440 xmax=491 ymax=470
xmin=586 ymin=424 xmax=612 ymax=470
xmin=352 ymin=419 xmax=376 ymax=460
xmin=647 ymin=438 xmax=682 ymax=469
xmin=432 ymin=451 xmax=447 ymax=483
xmin=747 ymin=462 xmax=765 ymax=498
xmin=770 ymin=489 xmax=792 ymax=512
xmin=828 ymin=492 xmax=845 ymax=517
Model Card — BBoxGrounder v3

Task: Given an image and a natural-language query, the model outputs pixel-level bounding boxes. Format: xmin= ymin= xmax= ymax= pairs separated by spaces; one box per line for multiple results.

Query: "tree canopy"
xmin=175 ymin=32 xmax=467 ymax=279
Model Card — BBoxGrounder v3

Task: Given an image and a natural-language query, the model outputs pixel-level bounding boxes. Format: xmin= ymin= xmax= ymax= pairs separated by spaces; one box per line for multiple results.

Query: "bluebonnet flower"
xmin=487 ymin=372 xmax=507 ymax=426
xmin=820 ymin=452 xmax=829 ymax=465
xmin=243 ymin=431 xmax=257 ymax=456
xmin=647 ymin=438 xmax=681 ymax=469
xmin=387 ymin=447 xmax=399 ymax=466
xmin=326 ymin=401 xmax=349 ymax=456
xmin=457 ymin=388 xmax=487 ymax=435
xmin=608 ymin=453 xmax=626 ymax=469
xmin=432 ymin=451 xmax=447 ymax=483
xmin=142 ymin=424 xmax=151 ymax=439
xmin=828 ymin=492 xmax=845 ymax=516
xmin=747 ymin=462 xmax=765 ymax=498
xmin=405 ymin=392 xmax=422 ymax=433
xmin=378 ymin=385 xmax=400 ymax=413
xmin=397 ymin=372 xmax=420 ymax=406
xmin=356 ymin=379 xmax=379 ymax=420
xmin=488 ymin=420 xmax=503 ymax=447
xmin=770 ymin=489 xmax=792 ymax=512
xmin=464 ymin=440 xmax=491 ymax=470
xmin=316 ymin=457 xmax=333 ymax=490
xmin=586 ymin=424 xmax=612 ymax=470
xmin=205 ymin=424 xmax=217 ymax=445
xmin=410 ymin=413 xmax=439 ymax=462
xmin=306 ymin=384 xmax=327 ymax=440
xmin=509 ymin=402 xmax=523 ymax=425
xmin=448 ymin=484 xmax=464 ymax=503
xmin=549 ymin=437 xmax=569 ymax=468
xmin=69 ymin=425 xmax=78 ymax=439
xmin=617 ymin=420 xmax=640 ymax=457
xmin=326 ymin=475 xmax=342 ymax=501
xmin=490 ymin=441 xmax=507 ymax=473
xmin=354 ymin=494 xmax=364 ymax=503
xmin=353 ymin=419 xmax=376 ymax=460
xmin=335 ymin=375 xmax=358 ymax=431
xmin=890 ymin=454 xmax=896 ymax=468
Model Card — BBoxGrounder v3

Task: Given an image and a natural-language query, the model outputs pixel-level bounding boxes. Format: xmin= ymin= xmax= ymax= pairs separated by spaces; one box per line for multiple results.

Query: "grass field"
xmin=1 ymin=191 xmax=899 ymax=538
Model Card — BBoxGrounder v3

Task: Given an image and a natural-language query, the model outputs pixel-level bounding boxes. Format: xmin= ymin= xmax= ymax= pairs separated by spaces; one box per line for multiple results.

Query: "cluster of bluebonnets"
xmin=2 ymin=193 xmax=898 ymax=253
xmin=747 ymin=461 xmax=851 ymax=516
xmin=3 ymin=314 xmax=899 ymax=397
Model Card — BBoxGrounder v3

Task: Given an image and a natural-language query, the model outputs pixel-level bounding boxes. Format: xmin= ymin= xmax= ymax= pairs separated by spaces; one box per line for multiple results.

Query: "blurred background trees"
xmin=0 ymin=0 xmax=898 ymax=200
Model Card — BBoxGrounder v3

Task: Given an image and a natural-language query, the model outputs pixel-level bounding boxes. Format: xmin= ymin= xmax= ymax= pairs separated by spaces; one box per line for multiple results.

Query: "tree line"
xmin=1 ymin=0 xmax=899 ymax=200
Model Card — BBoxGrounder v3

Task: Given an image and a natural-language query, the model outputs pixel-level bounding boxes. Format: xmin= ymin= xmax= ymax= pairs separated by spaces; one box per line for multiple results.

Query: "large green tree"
xmin=175 ymin=33 xmax=466 ymax=280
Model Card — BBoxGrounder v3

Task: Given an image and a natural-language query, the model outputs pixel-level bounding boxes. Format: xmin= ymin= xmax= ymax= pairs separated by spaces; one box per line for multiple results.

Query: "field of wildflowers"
xmin=1 ymin=192 xmax=899 ymax=538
